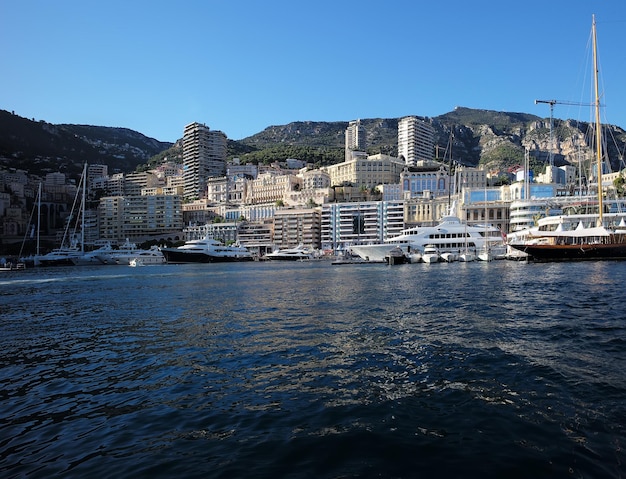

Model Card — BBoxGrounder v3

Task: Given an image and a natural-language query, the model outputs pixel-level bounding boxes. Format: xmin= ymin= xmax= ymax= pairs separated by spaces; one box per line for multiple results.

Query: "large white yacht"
xmin=349 ymin=211 xmax=505 ymax=262
xmin=265 ymin=244 xmax=314 ymax=261
xmin=161 ymin=235 xmax=254 ymax=263
xmin=96 ymin=239 xmax=165 ymax=265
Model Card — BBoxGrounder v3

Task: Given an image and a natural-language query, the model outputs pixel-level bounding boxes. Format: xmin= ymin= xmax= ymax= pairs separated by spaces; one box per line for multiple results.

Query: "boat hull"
xmin=265 ymin=255 xmax=312 ymax=261
xmin=513 ymin=243 xmax=626 ymax=261
xmin=161 ymin=249 xmax=254 ymax=263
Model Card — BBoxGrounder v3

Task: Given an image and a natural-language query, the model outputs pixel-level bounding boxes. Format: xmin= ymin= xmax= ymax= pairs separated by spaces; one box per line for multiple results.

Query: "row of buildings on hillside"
xmin=2 ymin=116 xmax=620 ymax=256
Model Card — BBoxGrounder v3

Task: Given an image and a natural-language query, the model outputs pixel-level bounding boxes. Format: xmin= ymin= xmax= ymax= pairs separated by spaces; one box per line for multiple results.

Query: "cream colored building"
xmin=272 ymin=208 xmax=321 ymax=249
xmin=99 ymin=194 xmax=183 ymax=242
xmin=245 ymin=172 xmax=302 ymax=205
xmin=404 ymin=197 xmax=452 ymax=226
xmin=323 ymin=154 xmax=405 ymax=188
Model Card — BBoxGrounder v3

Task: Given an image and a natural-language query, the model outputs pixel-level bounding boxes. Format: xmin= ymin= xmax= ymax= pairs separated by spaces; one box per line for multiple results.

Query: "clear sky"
xmin=2 ymin=0 xmax=626 ymax=143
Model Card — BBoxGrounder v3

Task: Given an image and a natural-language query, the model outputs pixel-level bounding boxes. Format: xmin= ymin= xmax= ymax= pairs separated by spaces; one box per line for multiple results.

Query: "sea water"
xmin=0 ymin=260 xmax=624 ymax=478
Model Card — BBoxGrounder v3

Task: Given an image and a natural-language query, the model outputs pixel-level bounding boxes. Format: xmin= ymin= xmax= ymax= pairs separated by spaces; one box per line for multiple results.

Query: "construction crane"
xmin=535 ymin=99 xmax=595 ymax=182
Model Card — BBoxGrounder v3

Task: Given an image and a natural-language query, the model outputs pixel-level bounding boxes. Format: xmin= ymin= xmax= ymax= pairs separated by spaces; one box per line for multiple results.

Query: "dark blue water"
xmin=0 ymin=260 xmax=624 ymax=478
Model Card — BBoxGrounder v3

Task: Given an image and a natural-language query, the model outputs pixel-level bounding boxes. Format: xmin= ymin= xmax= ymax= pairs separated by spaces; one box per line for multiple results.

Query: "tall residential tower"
xmin=345 ymin=119 xmax=367 ymax=160
xmin=182 ymin=122 xmax=228 ymax=201
xmin=397 ymin=116 xmax=435 ymax=166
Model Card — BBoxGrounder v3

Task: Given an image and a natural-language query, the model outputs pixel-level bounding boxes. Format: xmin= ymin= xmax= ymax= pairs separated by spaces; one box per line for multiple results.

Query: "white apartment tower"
xmin=182 ymin=122 xmax=228 ymax=201
xmin=398 ymin=116 xmax=435 ymax=166
xmin=345 ymin=119 xmax=367 ymax=158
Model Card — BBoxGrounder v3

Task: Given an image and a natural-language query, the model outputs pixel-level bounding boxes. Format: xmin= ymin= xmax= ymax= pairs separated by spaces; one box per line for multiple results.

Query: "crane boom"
xmin=534 ymin=99 xmax=597 ymax=181
xmin=535 ymin=99 xmax=595 ymax=107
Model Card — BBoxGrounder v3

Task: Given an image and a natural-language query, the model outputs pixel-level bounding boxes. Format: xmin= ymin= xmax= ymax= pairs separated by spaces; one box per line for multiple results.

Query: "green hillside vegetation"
xmin=234 ymin=144 xmax=345 ymax=167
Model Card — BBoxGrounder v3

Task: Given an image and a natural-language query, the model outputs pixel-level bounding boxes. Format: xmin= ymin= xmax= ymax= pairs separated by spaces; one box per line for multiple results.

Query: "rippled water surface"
xmin=1 ymin=261 xmax=625 ymax=478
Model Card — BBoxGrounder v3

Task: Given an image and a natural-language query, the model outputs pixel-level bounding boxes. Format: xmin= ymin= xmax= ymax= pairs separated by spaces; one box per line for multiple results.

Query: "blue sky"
xmin=2 ymin=1 xmax=625 ymax=143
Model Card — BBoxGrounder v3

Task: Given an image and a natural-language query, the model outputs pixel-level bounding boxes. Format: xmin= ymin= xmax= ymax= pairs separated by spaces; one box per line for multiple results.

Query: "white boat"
xmin=265 ymin=244 xmax=313 ymax=261
xmin=0 ymin=260 xmax=26 ymax=271
xmin=39 ymin=164 xmax=91 ymax=267
xmin=97 ymin=241 xmax=165 ymax=265
xmin=421 ymin=245 xmax=440 ymax=263
xmin=71 ymin=243 xmax=114 ymax=266
xmin=161 ymin=235 xmax=254 ymax=263
xmin=477 ymin=246 xmax=493 ymax=262
xmin=38 ymin=239 xmax=85 ymax=266
xmin=129 ymin=258 xmax=144 ymax=267
xmin=349 ymin=204 xmax=505 ymax=263
xmin=406 ymin=251 xmax=422 ymax=264
xmin=458 ymin=251 xmax=476 ymax=262
xmin=440 ymin=251 xmax=458 ymax=262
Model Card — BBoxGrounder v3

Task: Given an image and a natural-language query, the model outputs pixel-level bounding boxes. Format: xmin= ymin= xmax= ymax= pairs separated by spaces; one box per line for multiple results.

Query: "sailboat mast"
xmin=592 ymin=14 xmax=603 ymax=225
xmin=81 ymin=163 xmax=87 ymax=252
xmin=37 ymin=182 xmax=41 ymax=256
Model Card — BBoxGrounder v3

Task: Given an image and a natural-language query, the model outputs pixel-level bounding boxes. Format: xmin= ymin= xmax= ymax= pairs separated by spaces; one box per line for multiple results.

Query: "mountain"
xmin=0 ymin=109 xmax=173 ymax=178
xmin=239 ymin=107 xmax=626 ymax=174
xmin=2 ymin=107 xmax=626 ymax=178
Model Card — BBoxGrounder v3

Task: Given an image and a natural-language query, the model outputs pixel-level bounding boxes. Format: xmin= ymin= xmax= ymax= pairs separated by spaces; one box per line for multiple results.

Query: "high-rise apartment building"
xmin=182 ymin=122 xmax=228 ymax=201
xmin=397 ymin=116 xmax=435 ymax=166
xmin=345 ymin=119 xmax=366 ymax=160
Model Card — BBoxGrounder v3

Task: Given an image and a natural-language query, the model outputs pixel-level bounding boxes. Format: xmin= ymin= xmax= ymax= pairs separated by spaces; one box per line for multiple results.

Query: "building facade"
xmin=398 ymin=116 xmax=435 ymax=166
xmin=272 ymin=208 xmax=321 ymax=249
xmin=99 ymin=194 xmax=183 ymax=242
xmin=345 ymin=119 xmax=367 ymax=161
xmin=182 ymin=122 xmax=228 ymax=201
xmin=400 ymin=163 xmax=450 ymax=199
xmin=321 ymin=200 xmax=405 ymax=253
xmin=324 ymin=154 xmax=405 ymax=188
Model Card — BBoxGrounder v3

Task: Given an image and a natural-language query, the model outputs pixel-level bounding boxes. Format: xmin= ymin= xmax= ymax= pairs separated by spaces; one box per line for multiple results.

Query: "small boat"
xmin=0 ymin=260 xmax=26 ymax=272
xmin=440 ymin=251 xmax=458 ymax=262
xmin=385 ymin=246 xmax=408 ymax=265
xmin=477 ymin=246 xmax=493 ymax=262
xmin=406 ymin=251 xmax=422 ymax=263
xmin=421 ymin=245 xmax=440 ymax=264
xmin=129 ymin=258 xmax=144 ymax=267
xmin=265 ymin=244 xmax=314 ymax=261
xmin=458 ymin=251 xmax=476 ymax=262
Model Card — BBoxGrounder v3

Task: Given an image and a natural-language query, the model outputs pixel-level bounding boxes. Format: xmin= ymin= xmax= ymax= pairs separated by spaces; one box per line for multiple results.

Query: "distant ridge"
xmin=2 ymin=107 xmax=626 ymax=177
xmin=0 ymin=109 xmax=173 ymax=177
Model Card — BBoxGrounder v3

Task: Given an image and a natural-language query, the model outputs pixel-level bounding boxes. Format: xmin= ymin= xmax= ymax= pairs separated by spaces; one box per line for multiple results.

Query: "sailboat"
xmin=511 ymin=15 xmax=626 ymax=261
xmin=458 ymin=221 xmax=476 ymax=262
xmin=38 ymin=164 xmax=91 ymax=266
xmin=477 ymin=186 xmax=493 ymax=261
xmin=18 ymin=182 xmax=42 ymax=267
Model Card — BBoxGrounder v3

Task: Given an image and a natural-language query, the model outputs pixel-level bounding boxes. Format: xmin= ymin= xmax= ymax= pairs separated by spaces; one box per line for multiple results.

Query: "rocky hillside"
xmin=0 ymin=109 xmax=173 ymax=178
xmin=2 ymin=107 xmax=626 ymax=178
xmin=240 ymin=107 xmax=626 ymax=173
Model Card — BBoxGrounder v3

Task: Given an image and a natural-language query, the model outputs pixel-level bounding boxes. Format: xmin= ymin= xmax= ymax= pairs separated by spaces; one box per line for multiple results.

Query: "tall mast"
xmin=592 ymin=14 xmax=603 ymax=225
xmin=36 ymin=182 xmax=41 ymax=256
xmin=81 ymin=163 xmax=87 ymax=252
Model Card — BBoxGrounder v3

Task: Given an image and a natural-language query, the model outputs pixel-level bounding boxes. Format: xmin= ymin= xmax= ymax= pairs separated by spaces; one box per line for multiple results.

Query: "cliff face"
xmin=241 ymin=107 xmax=626 ymax=173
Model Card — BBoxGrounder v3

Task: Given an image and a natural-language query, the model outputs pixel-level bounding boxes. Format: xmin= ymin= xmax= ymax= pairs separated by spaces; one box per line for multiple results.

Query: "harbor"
xmin=1 ymin=260 xmax=624 ymax=478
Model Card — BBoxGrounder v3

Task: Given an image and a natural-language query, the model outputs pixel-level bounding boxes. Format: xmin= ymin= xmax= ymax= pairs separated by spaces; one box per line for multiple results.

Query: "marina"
xmin=0 ymin=260 xmax=624 ymax=478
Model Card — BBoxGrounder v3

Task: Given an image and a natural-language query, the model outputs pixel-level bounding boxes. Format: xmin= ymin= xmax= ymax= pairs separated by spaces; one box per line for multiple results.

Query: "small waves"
xmin=0 ymin=261 xmax=625 ymax=478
